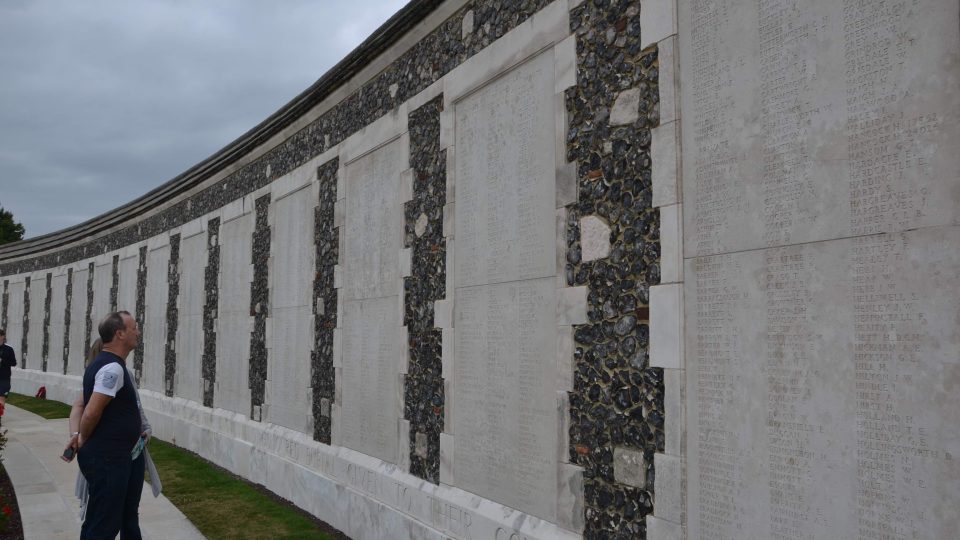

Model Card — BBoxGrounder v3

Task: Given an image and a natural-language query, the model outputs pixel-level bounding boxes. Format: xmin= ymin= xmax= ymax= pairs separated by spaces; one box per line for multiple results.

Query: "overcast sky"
xmin=0 ymin=0 xmax=406 ymax=239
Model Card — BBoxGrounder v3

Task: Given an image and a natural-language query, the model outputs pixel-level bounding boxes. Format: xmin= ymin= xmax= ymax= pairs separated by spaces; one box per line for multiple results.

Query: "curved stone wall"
xmin=0 ymin=1 xmax=667 ymax=538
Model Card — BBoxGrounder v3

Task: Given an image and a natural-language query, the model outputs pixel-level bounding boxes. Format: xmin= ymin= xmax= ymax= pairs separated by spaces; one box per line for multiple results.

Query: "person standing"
xmin=0 ymin=329 xmax=18 ymax=417
xmin=77 ymin=311 xmax=144 ymax=540
xmin=63 ymin=337 xmax=162 ymax=522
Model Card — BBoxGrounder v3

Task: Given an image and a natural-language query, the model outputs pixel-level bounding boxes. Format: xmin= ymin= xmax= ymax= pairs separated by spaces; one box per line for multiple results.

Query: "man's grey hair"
xmin=98 ymin=311 xmax=132 ymax=344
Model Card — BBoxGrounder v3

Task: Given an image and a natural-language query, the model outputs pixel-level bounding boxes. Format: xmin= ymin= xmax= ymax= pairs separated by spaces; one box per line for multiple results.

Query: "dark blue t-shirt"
xmin=81 ymin=352 xmax=140 ymax=457
xmin=0 ymin=343 xmax=16 ymax=380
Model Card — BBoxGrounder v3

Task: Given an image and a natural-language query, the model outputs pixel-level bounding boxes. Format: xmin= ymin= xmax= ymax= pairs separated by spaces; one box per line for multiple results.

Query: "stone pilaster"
xmin=202 ymin=218 xmax=221 ymax=407
xmin=403 ymin=96 xmax=447 ymax=483
xmin=565 ymin=1 xmax=665 ymax=536
xmin=312 ymin=159 xmax=339 ymax=443
xmin=164 ymin=235 xmax=181 ymax=396
xmin=249 ymin=195 xmax=271 ymax=420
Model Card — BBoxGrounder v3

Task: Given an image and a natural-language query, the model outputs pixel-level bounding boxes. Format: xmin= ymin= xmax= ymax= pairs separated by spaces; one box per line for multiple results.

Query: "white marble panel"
xmin=341 ymin=136 xmax=404 ymax=301
xmin=4 ymin=280 xmax=25 ymax=365
xmin=143 ymin=246 xmax=169 ymax=393
xmin=47 ymin=273 xmax=67 ymax=374
xmin=175 ymin=234 xmax=205 ymax=403
xmin=215 ymin=214 xmax=253 ymax=415
xmin=67 ymin=269 xmax=87 ymax=376
xmin=680 ymin=0 xmax=960 ymax=258
xmin=26 ymin=274 xmax=46 ymax=370
xmin=685 ymin=227 xmax=960 ymax=539
xmin=90 ymin=261 xmax=112 ymax=340
xmin=267 ymin=186 xmax=314 ymax=433
xmin=454 ymin=49 xmax=556 ymax=288
xmin=340 ymin=296 xmax=402 ymax=464
xmin=271 ymin=186 xmax=314 ymax=310
xmin=117 ymin=255 xmax=138 ymax=317
xmin=266 ymin=307 xmax=312 ymax=433
xmin=453 ymin=278 xmax=558 ymax=522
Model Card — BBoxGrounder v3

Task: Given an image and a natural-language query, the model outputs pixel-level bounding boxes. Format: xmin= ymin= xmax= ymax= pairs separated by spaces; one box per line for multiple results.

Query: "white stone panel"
xmin=215 ymin=214 xmax=253 ymax=416
xmin=685 ymin=228 xmax=960 ymax=539
xmin=650 ymin=284 xmax=683 ymax=370
xmin=646 ymin=515 xmax=683 ymax=540
xmin=48 ymin=273 xmax=67 ymax=374
xmin=90 ymin=261 xmax=112 ymax=340
xmin=680 ymin=0 xmax=960 ymax=258
xmin=579 ymin=215 xmax=611 ymax=262
xmin=340 ymin=296 xmax=402 ymax=463
xmin=67 ymin=269 xmax=87 ymax=376
xmin=175 ymin=234 xmax=205 ymax=403
xmin=341 ymin=136 xmax=404 ymax=301
xmin=116 ymin=255 xmax=138 ymax=317
xmin=143 ymin=246 xmax=169 ymax=393
xmin=5 ymin=280 xmax=25 ymax=366
xmin=266 ymin=307 xmax=312 ymax=433
xmin=453 ymin=278 xmax=558 ymax=522
xmin=454 ymin=49 xmax=557 ymax=288
xmin=640 ymin=0 xmax=678 ymax=48
xmin=659 ymin=203 xmax=683 ymax=284
xmin=26 ymin=274 xmax=46 ymax=370
xmin=267 ymin=186 xmax=314 ymax=434
xmin=450 ymin=46 xmax=562 ymax=524
xmin=651 ymin=120 xmax=680 ymax=209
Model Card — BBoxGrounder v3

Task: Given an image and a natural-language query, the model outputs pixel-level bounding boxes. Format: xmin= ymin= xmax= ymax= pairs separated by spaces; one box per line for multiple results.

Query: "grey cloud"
xmin=0 ymin=0 xmax=406 ymax=239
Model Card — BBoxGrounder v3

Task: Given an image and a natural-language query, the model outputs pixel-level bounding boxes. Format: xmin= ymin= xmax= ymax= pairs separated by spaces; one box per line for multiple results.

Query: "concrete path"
xmin=2 ymin=404 xmax=205 ymax=539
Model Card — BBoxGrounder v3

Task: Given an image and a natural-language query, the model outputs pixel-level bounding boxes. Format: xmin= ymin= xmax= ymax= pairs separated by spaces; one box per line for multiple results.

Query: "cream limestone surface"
xmin=678 ymin=0 xmax=960 ymax=537
xmin=117 ymin=254 xmax=137 ymax=317
xmin=67 ymin=268 xmax=87 ymax=376
xmin=175 ymin=232 xmax=205 ymax=403
xmin=47 ymin=272 xmax=67 ymax=373
xmin=5 ymin=280 xmax=24 ymax=363
xmin=451 ymin=48 xmax=559 ymax=522
xmin=90 ymin=261 xmax=111 ymax=341
xmin=215 ymin=213 xmax=253 ymax=416
xmin=26 ymin=272 xmax=45 ymax=369
xmin=267 ymin=185 xmax=315 ymax=434
xmin=339 ymin=136 xmax=406 ymax=462
xmin=143 ymin=245 xmax=169 ymax=393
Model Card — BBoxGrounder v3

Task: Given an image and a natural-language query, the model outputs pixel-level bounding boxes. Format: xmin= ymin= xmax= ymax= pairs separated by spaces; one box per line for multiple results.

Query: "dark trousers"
xmin=78 ymin=451 xmax=145 ymax=540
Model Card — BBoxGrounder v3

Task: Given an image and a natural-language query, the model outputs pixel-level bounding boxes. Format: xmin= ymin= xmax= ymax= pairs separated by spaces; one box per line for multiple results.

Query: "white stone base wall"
xmin=11 ymin=370 xmax=579 ymax=540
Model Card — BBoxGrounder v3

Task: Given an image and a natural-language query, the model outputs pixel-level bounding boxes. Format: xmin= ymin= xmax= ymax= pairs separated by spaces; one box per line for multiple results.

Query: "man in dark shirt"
xmin=0 ymin=329 xmax=18 ymax=416
xmin=77 ymin=311 xmax=144 ymax=540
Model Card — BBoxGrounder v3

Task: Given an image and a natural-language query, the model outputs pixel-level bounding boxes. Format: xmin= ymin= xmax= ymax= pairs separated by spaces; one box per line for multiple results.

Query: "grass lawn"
xmin=5 ymin=392 xmax=72 ymax=419
xmin=148 ymin=439 xmax=341 ymax=540
xmin=7 ymin=393 xmax=342 ymax=539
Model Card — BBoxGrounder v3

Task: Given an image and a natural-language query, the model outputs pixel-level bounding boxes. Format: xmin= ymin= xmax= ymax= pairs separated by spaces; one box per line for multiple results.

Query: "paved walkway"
xmin=2 ymin=404 xmax=204 ymax=539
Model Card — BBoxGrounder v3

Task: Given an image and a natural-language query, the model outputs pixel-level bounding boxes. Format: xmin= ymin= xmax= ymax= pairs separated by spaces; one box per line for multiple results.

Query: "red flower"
xmin=2 ymin=506 xmax=11 ymax=516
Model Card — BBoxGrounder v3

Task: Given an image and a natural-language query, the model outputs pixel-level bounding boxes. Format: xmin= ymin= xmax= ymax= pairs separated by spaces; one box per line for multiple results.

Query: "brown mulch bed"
xmin=0 ymin=462 xmax=24 ymax=540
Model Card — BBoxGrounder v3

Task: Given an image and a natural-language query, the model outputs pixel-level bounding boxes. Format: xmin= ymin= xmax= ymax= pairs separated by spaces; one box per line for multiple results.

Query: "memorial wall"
xmin=0 ymin=1 xmax=668 ymax=538
xmin=665 ymin=0 xmax=960 ymax=539
xmin=4 ymin=0 xmax=950 ymax=537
